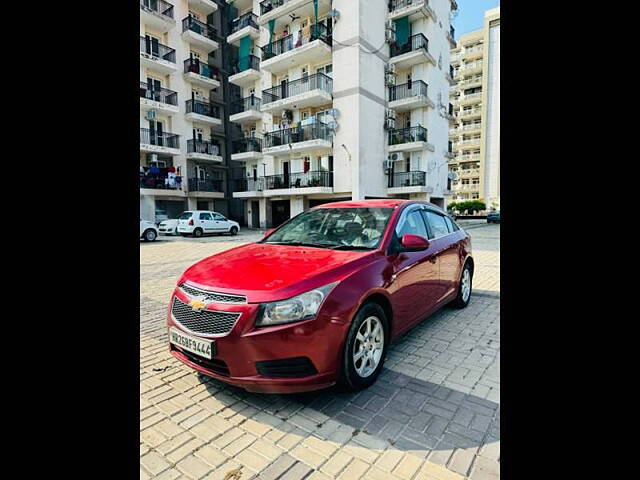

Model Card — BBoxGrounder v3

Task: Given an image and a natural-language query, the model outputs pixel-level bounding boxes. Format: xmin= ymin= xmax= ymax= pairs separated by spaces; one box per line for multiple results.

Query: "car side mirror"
xmin=400 ymin=234 xmax=430 ymax=251
xmin=264 ymin=228 xmax=276 ymax=237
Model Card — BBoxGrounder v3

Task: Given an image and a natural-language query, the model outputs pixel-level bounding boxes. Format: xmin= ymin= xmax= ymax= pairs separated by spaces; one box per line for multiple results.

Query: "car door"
xmin=212 ymin=213 xmax=229 ymax=232
xmin=198 ymin=212 xmax=214 ymax=232
xmin=387 ymin=206 xmax=441 ymax=336
xmin=422 ymin=209 xmax=460 ymax=303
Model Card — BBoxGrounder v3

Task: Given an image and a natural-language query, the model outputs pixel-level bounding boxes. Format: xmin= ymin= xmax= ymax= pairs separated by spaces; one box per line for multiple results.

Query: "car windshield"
xmin=178 ymin=212 xmax=192 ymax=220
xmin=263 ymin=207 xmax=394 ymax=250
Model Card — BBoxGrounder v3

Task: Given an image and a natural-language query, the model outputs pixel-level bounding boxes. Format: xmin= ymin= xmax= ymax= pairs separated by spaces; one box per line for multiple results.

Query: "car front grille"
xmin=179 ymin=283 xmax=247 ymax=304
xmin=171 ymin=296 xmax=241 ymax=336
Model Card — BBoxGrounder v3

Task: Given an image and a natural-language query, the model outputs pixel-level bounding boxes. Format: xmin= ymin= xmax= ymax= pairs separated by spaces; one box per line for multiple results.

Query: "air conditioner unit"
xmin=385 ymin=63 xmax=396 ymax=75
xmin=385 ymin=20 xmax=396 ymax=44
xmin=385 ymin=73 xmax=396 ymax=87
xmin=145 ymin=110 xmax=156 ymax=121
xmin=383 ymin=159 xmax=392 ymax=170
xmin=384 ymin=117 xmax=396 ymax=130
xmin=386 ymin=108 xmax=396 ymax=120
xmin=389 ymin=152 xmax=405 ymax=162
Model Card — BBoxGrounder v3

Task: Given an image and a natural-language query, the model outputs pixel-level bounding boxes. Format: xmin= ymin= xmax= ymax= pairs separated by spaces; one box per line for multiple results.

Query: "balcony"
xmin=263 ymin=122 xmax=332 ymax=156
xmin=453 ymin=138 xmax=482 ymax=151
xmin=387 ymin=171 xmax=433 ymax=195
xmin=140 ymin=0 xmax=175 ymax=32
xmin=228 ymin=55 xmax=261 ymax=87
xmin=140 ymin=128 xmax=180 ymax=155
xmin=183 ymin=58 xmax=221 ymax=88
xmin=140 ymin=175 xmax=184 ymax=195
xmin=186 ymin=139 xmax=222 ymax=162
xmin=262 ymin=73 xmax=333 ymax=116
xmin=447 ymin=25 xmax=456 ymax=48
xmin=229 ymin=96 xmax=263 ymax=124
xmin=260 ymin=23 xmax=332 ymax=75
xmin=389 ymin=33 xmax=435 ymax=70
xmin=388 ymin=0 xmax=436 ymax=22
xmin=388 ymin=126 xmax=434 ymax=153
xmin=140 ymin=36 xmax=177 ymax=74
xmin=228 ymin=12 xmax=260 ymax=46
xmin=459 ymin=92 xmax=483 ymax=105
xmin=263 ymin=170 xmax=333 ymax=195
xmin=463 ymin=45 xmax=483 ymax=60
xmin=457 ymin=61 xmax=483 ymax=77
xmin=388 ymin=80 xmax=434 ymax=112
xmin=259 ymin=0 xmax=332 ymax=25
xmin=232 ymin=177 xmax=265 ymax=198
xmin=188 ymin=178 xmax=224 ymax=198
xmin=181 ymin=16 xmax=220 ymax=51
xmin=458 ymin=108 xmax=482 ymax=120
xmin=189 ymin=0 xmax=218 ymax=15
xmin=185 ymin=99 xmax=222 ymax=126
xmin=456 ymin=168 xmax=481 ymax=178
xmin=231 ymin=137 xmax=263 ymax=162
xmin=139 ymin=82 xmax=179 ymax=115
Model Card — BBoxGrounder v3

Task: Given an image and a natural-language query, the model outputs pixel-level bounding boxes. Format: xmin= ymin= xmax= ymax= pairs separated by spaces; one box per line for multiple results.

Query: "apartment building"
xmin=448 ymin=7 xmax=500 ymax=209
xmin=140 ymin=0 xmax=244 ymax=223
xmin=225 ymin=0 xmax=458 ymax=228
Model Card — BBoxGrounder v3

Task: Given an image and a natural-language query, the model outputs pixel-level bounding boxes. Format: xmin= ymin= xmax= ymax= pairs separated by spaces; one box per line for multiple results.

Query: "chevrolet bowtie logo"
xmin=189 ymin=298 xmax=207 ymax=312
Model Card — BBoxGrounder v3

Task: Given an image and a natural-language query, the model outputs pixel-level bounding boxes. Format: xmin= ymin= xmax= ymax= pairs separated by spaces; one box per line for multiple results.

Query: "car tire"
xmin=143 ymin=229 xmax=157 ymax=242
xmin=339 ymin=302 xmax=389 ymax=391
xmin=450 ymin=262 xmax=473 ymax=309
xmin=230 ymin=226 xmax=238 ymax=236
xmin=193 ymin=228 xmax=203 ymax=238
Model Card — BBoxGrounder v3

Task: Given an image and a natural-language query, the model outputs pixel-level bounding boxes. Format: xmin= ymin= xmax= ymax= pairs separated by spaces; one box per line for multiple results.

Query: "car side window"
xmin=213 ymin=214 xmax=226 ymax=221
xmin=200 ymin=213 xmax=212 ymax=221
xmin=395 ymin=209 xmax=429 ymax=240
xmin=443 ymin=216 xmax=455 ymax=233
xmin=423 ymin=211 xmax=449 ymax=239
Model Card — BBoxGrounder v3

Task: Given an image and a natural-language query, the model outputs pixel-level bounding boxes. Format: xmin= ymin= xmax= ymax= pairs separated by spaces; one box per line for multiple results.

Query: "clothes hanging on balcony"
xmin=150 ymin=166 xmax=160 ymax=176
xmin=293 ymin=29 xmax=301 ymax=47
xmin=168 ymin=166 xmax=176 ymax=173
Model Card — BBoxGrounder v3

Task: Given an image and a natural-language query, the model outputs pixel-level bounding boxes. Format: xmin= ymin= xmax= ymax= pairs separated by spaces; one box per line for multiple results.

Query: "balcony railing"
xmin=231 ymin=12 xmax=259 ymax=33
xmin=230 ymin=96 xmax=262 ymax=115
xmin=140 ymin=175 xmax=182 ymax=190
xmin=140 ymin=0 xmax=174 ymax=19
xmin=140 ymin=36 xmax=176 ymax=63
xmin=140 ymin=82 xmax=178 ymax=106
xmin=140 ymin=128 xmax=179 ymax=148
xmin=388 ymin=126 xmax=427 ymax=145
xmin=231 ymin=54 xmax=260 ymax=75
xmin=390 ymin=33 xmax=429 ymax=58
xmin=261 ymin=23 xmax=332 ymax=60
xmin=450 ymin=25 xmax=455 ymax=40
xmin=388 ymin=80 xmax=428 ymax=102
xmin=188 ymin=178 xmax=223 ymax=192
xmin=389 ymin=0 xmax=427 ymax=11
xmin=233 ymin=137 xmax=263 ymax=154
xmin=264 ymin=170 xmax=333 ymax=190
xmin=232 ymin=177 xmax=264 ymax=192
xmin=389 ymin=171 xmax=426 ymax=188
xmin=263 ymin=122 xmax=332 ymax=148
xmin=260 ymin=0 xmax=296 ymax=15
xmin=182 ymin=16 xmax=218 ymax=40
xmin=184 ymin=58 xmax=220 ymax=81
xmin=186 ymin=99 xmax=221 ymax=119
xmin=263 ymin=72 xmax=332 ymax=104
xmin=187 ymin=139 xmax=220 ymax=156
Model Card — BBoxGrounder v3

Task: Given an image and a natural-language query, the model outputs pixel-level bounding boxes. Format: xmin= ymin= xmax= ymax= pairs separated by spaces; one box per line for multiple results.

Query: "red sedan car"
xmin=168 ymin=200 xmax=473 ymax=393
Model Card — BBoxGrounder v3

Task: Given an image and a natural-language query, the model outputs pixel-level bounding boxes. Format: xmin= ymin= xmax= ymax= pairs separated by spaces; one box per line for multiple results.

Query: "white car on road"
xmin=158 ymin=219 xmax=179 ymax=235
xmin=140 ymin=219 xmax=159 ymax=242
xmin=177 ymin=211 xmax=240 ymax=237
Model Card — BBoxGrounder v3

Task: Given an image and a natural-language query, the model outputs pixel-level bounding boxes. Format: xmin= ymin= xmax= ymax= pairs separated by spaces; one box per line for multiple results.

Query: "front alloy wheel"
xmin=451 ymin=262 xmax=472 ymax=309
xmin=353 ymin=316 xmax=384 ymax=378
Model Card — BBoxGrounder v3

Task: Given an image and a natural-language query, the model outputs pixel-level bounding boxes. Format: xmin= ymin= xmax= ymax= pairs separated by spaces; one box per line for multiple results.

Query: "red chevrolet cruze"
xmin=167 ymin=200 xmax=473 ymax=393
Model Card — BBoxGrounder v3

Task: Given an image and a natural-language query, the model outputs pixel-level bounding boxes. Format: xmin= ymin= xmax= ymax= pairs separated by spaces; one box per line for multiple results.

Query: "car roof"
xmin=313 ymin=199 xmax=446 ymax=213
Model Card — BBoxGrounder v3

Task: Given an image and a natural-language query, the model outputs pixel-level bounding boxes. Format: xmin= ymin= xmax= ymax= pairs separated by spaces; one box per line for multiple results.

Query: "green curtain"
xmin=394 ymin=16 xmax=410 ymax=46
xmin=239 ymin=36 xmax=252 ymax=71
xmin=313 ymin=0 xmax=318 ymax=25
xmin=266 ymin=19 xmax=276 ymax=56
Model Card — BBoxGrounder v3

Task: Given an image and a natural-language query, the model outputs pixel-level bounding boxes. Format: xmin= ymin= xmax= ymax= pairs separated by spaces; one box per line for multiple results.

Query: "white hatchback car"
xmin=177 ymin=211 xmax=240 ymax=237
xmin=140 ymin=219 xmax=159 ymax=242
xmin=158 ymin=219 xmax=179 ymax=235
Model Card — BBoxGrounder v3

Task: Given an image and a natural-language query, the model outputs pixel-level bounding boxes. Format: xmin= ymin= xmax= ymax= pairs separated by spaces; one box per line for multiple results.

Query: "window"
xmin=179 ymin=212 xmax=193 ymax=220
xmin=199 ymin=212 xmax=212 ymax=221
xmin=213 ymin=213 xmax=226 ymax=221
xmin=395 ymin=209 xmax=429 ymax=240
xmin=423 ymin=211 xmax=449 ymax=239
xmin=443 ymin=216 xmax=455 ymax=233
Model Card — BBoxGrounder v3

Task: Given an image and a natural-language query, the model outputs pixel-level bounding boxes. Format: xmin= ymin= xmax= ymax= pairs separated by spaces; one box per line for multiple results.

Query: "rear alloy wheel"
xmin=193 ymin=228 xmax=203 ymax=238
xmin=143 ymin=229 xmax=157 ymax=242
xmin=230 ymin=226 xmax=238 ymax=236
xmin=340 ymin=303 xmax=388 ymax=391
xmin=451 ymin=262 xmax=472 ymax=309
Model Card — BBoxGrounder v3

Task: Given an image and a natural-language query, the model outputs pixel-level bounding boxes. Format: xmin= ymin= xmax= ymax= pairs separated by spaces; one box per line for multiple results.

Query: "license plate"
xmin=169 ymin=327 xmax=215 ymax=360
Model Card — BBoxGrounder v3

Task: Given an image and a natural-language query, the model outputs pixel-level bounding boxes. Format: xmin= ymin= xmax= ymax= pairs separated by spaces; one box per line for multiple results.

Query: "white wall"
xmin=484 ymin=19 xmax=500 ymax=207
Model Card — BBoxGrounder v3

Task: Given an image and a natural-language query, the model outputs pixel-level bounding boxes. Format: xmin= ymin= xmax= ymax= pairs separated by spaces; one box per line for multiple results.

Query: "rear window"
xmin=423 ymin=210 xmax=450 ymax=239
xmin=178 ymin=212 xmax=192 ymax=220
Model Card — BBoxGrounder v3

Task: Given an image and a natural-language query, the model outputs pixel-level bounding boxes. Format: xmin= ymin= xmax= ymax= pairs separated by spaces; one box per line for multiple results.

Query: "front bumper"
xmin=167 ymin=289 xmax=348 ymax=393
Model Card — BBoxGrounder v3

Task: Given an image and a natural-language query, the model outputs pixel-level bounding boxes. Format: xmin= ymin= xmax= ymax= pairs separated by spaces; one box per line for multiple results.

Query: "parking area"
xmin=140 ymin=224 xmax=500 ymax=480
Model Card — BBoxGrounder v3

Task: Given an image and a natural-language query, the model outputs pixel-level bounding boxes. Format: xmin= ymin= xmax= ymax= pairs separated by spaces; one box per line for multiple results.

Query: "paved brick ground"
xmin=140 ymin=225 xmax=500 ymax=479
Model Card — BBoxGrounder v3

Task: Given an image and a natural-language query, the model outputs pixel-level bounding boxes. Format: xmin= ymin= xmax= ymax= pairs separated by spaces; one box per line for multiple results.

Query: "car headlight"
xmin=255 ymin=282 xmax=338 ymax=327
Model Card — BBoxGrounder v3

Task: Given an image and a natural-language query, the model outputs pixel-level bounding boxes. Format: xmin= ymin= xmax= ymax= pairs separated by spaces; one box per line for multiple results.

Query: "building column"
xmin=290 ymin=196 xmax=304 ymax=218
xmin=259 ymin=198 xmax=271 ymax=229
xmin=140 ymin=195 xmax=155 ymax=222
xmin=187 ymin=197 xmax=198 ymax=210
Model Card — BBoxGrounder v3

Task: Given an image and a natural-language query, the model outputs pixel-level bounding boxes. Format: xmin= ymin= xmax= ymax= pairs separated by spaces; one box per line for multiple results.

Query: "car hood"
xmin=179 ymin=243 xmax=376 ymax=302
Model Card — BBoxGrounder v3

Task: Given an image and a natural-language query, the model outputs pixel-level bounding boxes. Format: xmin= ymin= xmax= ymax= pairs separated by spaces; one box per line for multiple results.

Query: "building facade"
xmin=448 ymin=7 xmax=500 ymax=209
xmin=225 ymin=0 xmax=458 ymax=228
xmin=140 ymin=0 xmax=245 ymax=223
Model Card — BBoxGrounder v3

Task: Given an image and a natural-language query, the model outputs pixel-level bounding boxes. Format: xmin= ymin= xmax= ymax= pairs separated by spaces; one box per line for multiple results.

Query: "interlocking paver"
xmin=140 ymin=225 xmax=500 ymax=479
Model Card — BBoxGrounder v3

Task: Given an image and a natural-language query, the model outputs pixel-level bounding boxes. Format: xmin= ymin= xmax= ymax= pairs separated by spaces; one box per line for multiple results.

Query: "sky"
xmin=452 ymin=0 xmax=500 ymax=37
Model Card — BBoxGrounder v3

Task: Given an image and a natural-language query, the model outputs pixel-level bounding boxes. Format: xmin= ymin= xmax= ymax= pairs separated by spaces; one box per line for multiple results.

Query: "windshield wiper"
xmin=264 ymin=241 xmax=337 ymax=249
xmin=329 ymin=245 xmax=375 ymax=250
